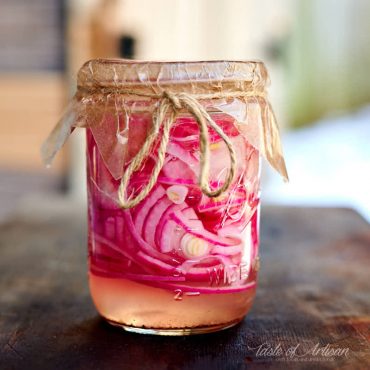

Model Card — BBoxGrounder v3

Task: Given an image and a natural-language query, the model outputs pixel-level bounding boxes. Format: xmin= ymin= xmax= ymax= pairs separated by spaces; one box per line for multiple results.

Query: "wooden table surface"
xmin=0 ymin=205 xmax=369 ymax=370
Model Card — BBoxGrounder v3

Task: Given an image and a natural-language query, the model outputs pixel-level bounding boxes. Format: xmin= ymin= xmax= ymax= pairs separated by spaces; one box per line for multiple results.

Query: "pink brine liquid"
xmin=86 ymin=114 xmax=260 ymax=334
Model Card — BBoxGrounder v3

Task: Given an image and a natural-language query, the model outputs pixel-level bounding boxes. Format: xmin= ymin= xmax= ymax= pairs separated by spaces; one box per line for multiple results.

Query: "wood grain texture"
xmin=0 ymin=206 xmax=369 ymax=370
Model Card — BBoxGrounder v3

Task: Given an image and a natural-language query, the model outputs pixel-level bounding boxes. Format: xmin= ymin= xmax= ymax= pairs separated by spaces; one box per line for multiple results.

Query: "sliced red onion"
xmin=166 ymin=142 xmax=198 ymax=168
xmin=172 ymin=134 xmax=198 ymax=143
xmin=160 ymin=219 xmax=184 ymax=253
xmin=92 ymin=233 xmax=153 ymax=274
xmin=170 ymin=210 xmax=240 ymax=246
xmin=155 ymin=203 xmax=186 ymax=248
xmin=217 ymin=225 xmax=242 ymax=238
xmin=157 ymin=176 xmax=196 ymax=186
xmin=90 ymin=268 xmax=187 ymax=282
xmin=177 ymin=254 xmax=232 ymax=281
xmin=162 ymin=158 xmax=197 ymax=182
xmin=143 ymin=196 xmax=172 ymax=248
xmin=93 ymin=233 xmax=134 ymax=259
xmin=197 ymin=188 xmax=246 ymax=213
xmin=251 ymin=207 xmax=259 ymax=261
xmin=123 ymin=210 xmax=180 ymax=265
xmin=133 ymin=185 xmax=166 ymax=235
xmin=90 ymin=124 xmax=260 ymax=293
xmin=211 ymin=244 xmax=243 ymax=256
xmin=135 ymin=251 xmax=177 ymax=273
xmin=208 ymin=135 xmax=246 ymax=182
xmin=181 ymin=207 xmax=199 ymax=221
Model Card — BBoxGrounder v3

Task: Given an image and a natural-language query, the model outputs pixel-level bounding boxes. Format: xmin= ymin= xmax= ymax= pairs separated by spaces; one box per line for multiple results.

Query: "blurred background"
xmin=0 ymin=0 xmax=369 ymax=222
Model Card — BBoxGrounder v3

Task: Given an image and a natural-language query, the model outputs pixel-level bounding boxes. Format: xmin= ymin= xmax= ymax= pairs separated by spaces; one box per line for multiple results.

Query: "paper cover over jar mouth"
xmin=42 ymin=58 xmax=288 ymax=183
xmin=77 ymin=59 xmax=269 ymax=95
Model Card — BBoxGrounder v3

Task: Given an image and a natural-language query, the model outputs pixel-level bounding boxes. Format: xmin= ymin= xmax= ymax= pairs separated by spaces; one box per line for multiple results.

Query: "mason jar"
xmin=43 ymin=59 xmax=288 ymax=335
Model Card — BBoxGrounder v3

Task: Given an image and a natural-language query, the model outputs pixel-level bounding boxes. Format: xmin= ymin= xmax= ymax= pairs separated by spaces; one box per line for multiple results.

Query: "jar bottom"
xmin=89 ymin=273 xmax=255 ymax=334
xmin=105 ymin=317 xmax=242 ymax=336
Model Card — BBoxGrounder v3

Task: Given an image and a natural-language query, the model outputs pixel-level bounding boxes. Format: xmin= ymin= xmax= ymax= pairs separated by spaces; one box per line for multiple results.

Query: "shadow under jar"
xmin=46 ymin=59 xmax=288 ymax=335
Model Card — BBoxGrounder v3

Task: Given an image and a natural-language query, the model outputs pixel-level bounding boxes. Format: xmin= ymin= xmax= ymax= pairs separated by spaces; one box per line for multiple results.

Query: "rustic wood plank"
xmin=0 ymin=206 xmax=369 ymax=369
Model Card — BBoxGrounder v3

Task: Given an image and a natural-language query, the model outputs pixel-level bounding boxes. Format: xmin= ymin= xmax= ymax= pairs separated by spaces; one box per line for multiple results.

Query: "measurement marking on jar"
xmin=174 ymin=289 xmax=183 ymax=301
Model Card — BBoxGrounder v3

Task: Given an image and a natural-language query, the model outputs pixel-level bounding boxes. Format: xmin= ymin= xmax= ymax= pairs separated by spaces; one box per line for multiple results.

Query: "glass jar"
xmin=43 ymin=59 xmax=288 ymax=335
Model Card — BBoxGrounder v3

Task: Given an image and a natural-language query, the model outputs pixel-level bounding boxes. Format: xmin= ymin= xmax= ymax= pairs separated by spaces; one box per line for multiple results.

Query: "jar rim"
xmin=77 ymin=58 xmax=269 ymax=94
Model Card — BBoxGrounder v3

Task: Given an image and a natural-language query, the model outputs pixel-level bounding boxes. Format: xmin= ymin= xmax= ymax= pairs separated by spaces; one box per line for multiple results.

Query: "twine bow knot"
xmin=162 ymin=90 xmax=182 ymax=110
xmin=117 ymin=90 xmax=237 ymax=209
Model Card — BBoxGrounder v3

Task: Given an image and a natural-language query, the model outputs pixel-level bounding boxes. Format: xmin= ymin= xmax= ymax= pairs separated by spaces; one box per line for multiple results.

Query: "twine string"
xmin=116 ymin=89 xmax=265 ymax=209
